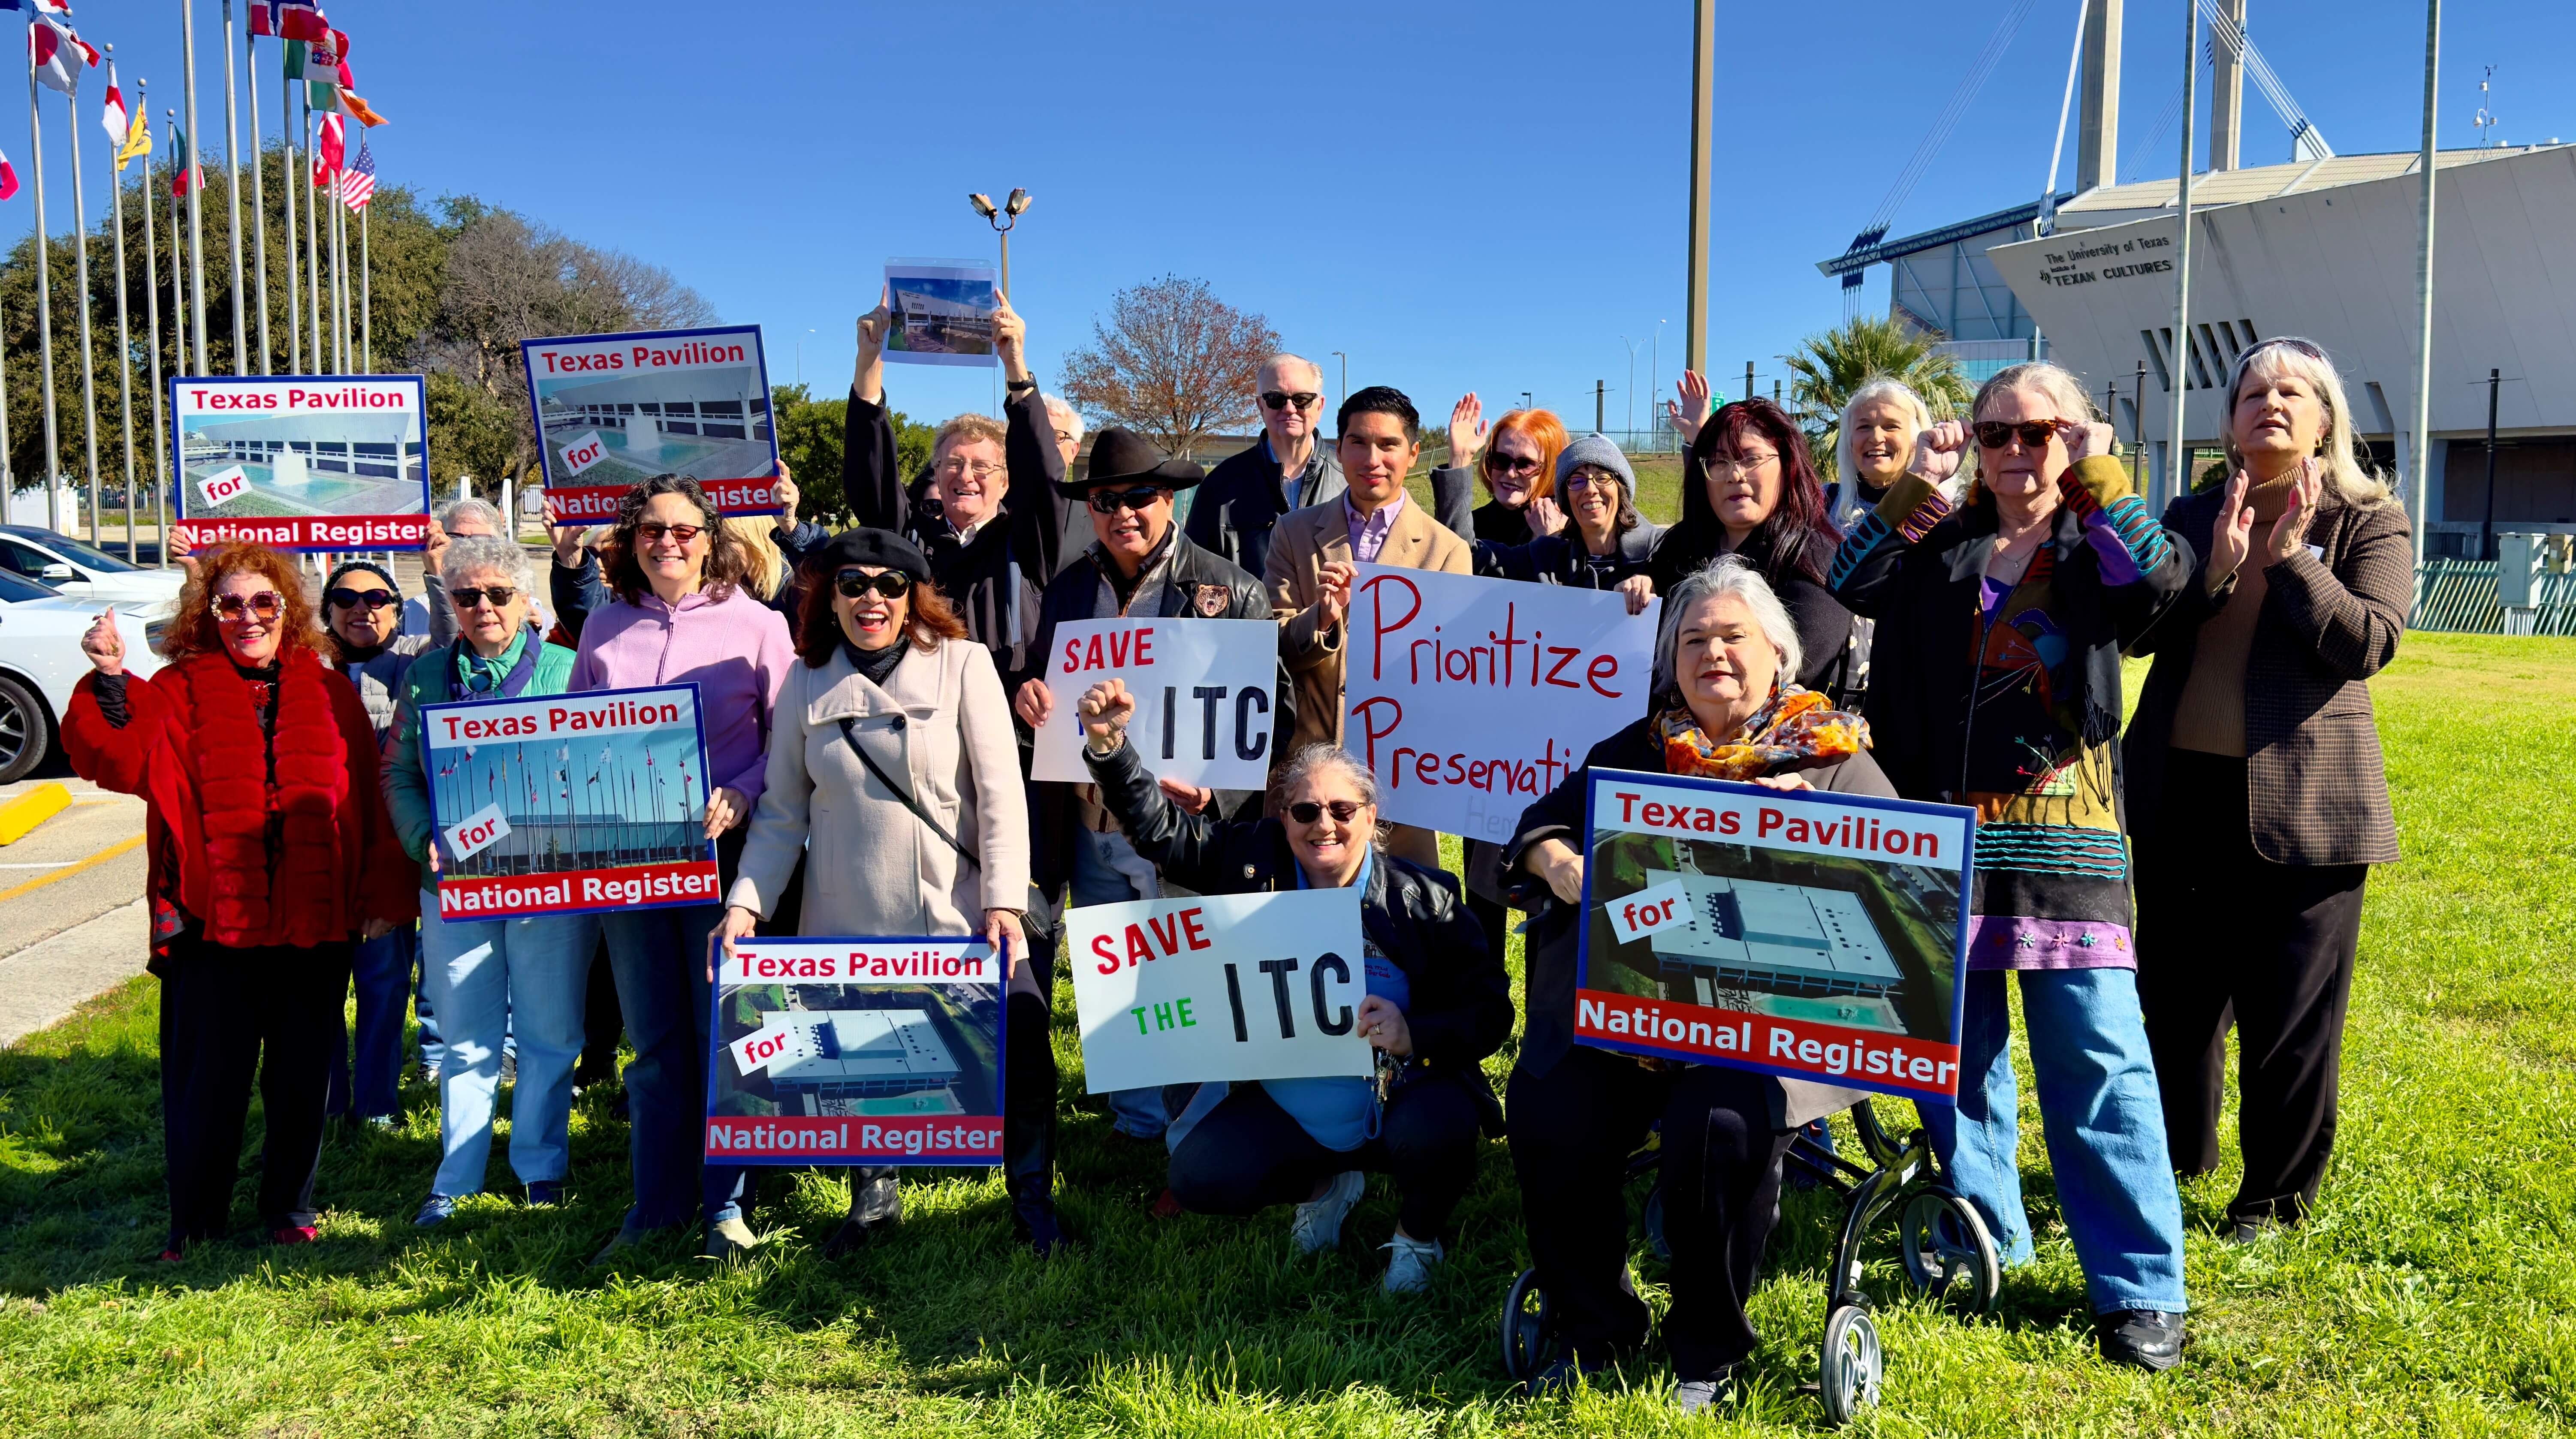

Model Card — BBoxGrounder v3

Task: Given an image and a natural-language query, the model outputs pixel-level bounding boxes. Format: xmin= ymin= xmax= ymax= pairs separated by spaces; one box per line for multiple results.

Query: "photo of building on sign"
xmin=883 ymin=262 xmax=997 ymax=364
xmin=178 ymin=411 xmax=425 ymax=524
xmin=1585 ymin=826 xmax=1962 ymax=1045
xmin=713 ymin=981 xmax=1001 ymax=1124
xmin=532 ymin=369 xmax=774 ymax=495
xmin=430 ymin=723 xmax=705 ymax=879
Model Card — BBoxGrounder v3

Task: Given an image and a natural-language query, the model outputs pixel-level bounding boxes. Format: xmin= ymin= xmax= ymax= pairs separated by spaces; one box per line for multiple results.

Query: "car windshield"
xmin=0 ymin=569 xmax=60 ymax=602
xmin=27 ymin=533 xmax=145 ymax=573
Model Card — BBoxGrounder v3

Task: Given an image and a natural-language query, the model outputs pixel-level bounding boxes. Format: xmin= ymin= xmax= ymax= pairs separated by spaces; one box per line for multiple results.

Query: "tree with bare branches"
xmin=1057 ymin=276 xmax=1280 ymax=462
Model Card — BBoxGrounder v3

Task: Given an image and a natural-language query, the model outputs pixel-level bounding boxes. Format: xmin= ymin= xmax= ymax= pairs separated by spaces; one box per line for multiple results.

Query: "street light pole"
xmin=968 ymin=188 xmax=1032 ymax=295
xmin=1622 ymin=336 xmax=1641 ymax=440
xmin=1330 ymin=351 xmax=1346 ymax=415
xmin=1684 ymin=0 xmax=1714 ymax=376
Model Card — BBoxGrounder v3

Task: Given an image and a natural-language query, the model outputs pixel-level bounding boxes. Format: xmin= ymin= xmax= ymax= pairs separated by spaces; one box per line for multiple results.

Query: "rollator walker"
xmin=1496 ymin=1094 xmax=2000 ymax=1426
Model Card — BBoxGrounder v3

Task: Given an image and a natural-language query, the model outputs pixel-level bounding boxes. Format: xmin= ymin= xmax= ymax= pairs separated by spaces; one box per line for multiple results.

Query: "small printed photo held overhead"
xmin=1574 ymin=766 xmax=1977 ymax=1103
xmin=417 ymin=681 xmax=719 ymax=922
xmin=520 ymin=325 xmax=783 ymax=521
xmin=882 ymin=259 xmax=998 ymax=367
xmin=168 ymin=375 xmax=431 ymax=552
xmin=709 ymin=937 xmax=1006 ymax=1166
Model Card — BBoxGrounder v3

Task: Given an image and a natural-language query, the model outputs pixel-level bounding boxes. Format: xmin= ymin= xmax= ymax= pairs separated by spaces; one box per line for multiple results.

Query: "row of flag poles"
xmin=0 ymin=0 xmax=386 ymax=557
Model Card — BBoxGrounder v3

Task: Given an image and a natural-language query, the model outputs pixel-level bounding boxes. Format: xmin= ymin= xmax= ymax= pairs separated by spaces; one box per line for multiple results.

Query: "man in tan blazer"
xmin=1265 ymin=385 xmax=1472 ymax=868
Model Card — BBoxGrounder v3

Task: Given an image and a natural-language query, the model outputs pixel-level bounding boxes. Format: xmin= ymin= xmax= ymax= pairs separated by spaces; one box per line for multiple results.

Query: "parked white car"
xmin=0 ymin=569 xmax=162 ymax=783
xmin=0 ymin=525 xmax=186 ymax=620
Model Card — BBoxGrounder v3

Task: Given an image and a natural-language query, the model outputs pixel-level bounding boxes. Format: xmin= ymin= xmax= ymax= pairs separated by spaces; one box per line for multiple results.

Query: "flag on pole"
xmin=245 ymin=1 xmax=286 ymax=38
xmin=340 ymin=138 xmax=375 ymax=211
xmin=306 ymin=29 xmax=346 ymax=111
xmin=312 ymin=113 xmax=344 ymax=184
xmin=280 ymin=0 xmax=331 ymax=42
xmin=283 ymin=37 xmax=304 ymax=81
xmin=341 ymin=89 xmax=387 ymax=128
xmin=0 ymin=150 xmax=17 ymax=203
xmin=171 ymin=124 xmax=197 ymax=198
xmin=0 ymin=2 xmax=78 ymax=15
xmin=100 ymin=59 xmax=127 ymax=146
xmin=114 ymin=99 xmax=150 ymax=173
xmin=30 ymin=16 xmax=97 ymax=94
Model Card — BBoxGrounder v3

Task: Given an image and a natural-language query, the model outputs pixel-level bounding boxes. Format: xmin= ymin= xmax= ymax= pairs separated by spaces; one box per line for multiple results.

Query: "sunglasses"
xmin=1286 ymin=799 xmax=1366 ymax=825
xmin=1486 ymin=452 xmax=1543 ymax=476
xmin=634 ymin=522 xmax=705 ymax=546
xmin=211 ymin=591 xmax=285 ymax=621
xmin=324 ymin=587 xmax=398 ymax=611
xmin=1086 ymin=485 xmax=1168 ymax=515
xmin=450 ymin=585 xmax=519 ymax=610
xmin=835 ymin=568 xmax=913 ymax=600
xmin=1261 ymin=391 xmax=1320 ymax=411
xmin=1973 ymin=418 xmax=2074 ymax=449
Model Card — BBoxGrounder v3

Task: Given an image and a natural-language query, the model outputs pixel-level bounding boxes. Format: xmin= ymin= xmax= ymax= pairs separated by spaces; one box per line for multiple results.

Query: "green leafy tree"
xmin=769 ymin=382 xmax=932 ymax=528
xmin=1785 ymin=316 xmax=1976 ymax=470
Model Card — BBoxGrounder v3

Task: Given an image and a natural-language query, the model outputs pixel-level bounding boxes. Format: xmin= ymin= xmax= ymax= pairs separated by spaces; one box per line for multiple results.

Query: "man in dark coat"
xmin=1182 ymin=353 xmax=1345 ymax=581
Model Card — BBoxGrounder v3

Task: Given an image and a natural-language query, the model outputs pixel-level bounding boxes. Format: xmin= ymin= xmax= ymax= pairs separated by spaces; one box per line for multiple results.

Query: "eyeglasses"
xmin=211 ymin=591 xmax=285 ymax=622
xmin=1086 ymin=486 xmax=1168 ymax=515
xmin=835 ymin=568 xmax=913 ymax=600
xmin=1486 ymin=452 xmax=1543 ymax=476
xmin=450 ymin=585 xmax=519 ymax=610
xmin=1710 ymin=450 xmax=1779 ymax=475
xmin=936 ymin=457 xmax=1003 ymax=481
xmin=1562 ymin=470 xmax=1622 ymax=493
xmin=1972 ymin=418 xmax=2073 ymax=450
xmin=324 ymin=587 xmax=398 ymax=611
xmin=1261 ymin=391 xmax=1321 ymax=412
xmin=1286 ymin=799 xmax=1366 ymax=825
xmin=634 ymin=522 xmax=705 ymax=546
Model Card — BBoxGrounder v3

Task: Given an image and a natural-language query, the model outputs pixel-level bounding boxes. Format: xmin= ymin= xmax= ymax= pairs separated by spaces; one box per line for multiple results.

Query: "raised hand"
xmin=1668 ymin=371 xmax=1713 ymax=445
xmin=2205 ymin=471 xmax=2254 ymax=594
xmin=421 ymin=520 xmax=451 ymax=574
xmin=2262 ymin=456 xmax=2324 ymax=566
xmin=544 ymin=496 xmax=588 ymax=568
xmin=2064 ymin=418 xmax=2117 ymax=465
xmin=1447 ymin=393 xmax=1486 ymax=466
xmin=1077 ymin=677 xmax=1135 ymax=753
xmin=774 ymin=461 xmax=799 ymax=522
xmin=1013 ymin=677 xmax=1057 ymax=731
xmin=1316 ymin=559 xmax=1357 ymax=632
xmin=1526 ymin=495 xmax=1567 ymax=537
xmin=854 ymin=286 xmax=893 ymax=402
xmin=80 ymin=606 xmax=125 ymax=676
xmin=993 ymin=291 xmax=1030 ymax=384
xmin=1908 ymin=420 xmax=1969 ymax=498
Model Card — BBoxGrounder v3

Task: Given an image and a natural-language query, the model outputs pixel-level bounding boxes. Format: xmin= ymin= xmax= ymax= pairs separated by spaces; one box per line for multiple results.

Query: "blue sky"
xmin=28 ymin=1 xmax=2576 ymax=441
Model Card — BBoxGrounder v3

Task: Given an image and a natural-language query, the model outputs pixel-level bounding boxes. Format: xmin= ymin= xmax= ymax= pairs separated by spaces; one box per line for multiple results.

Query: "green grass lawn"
xmin=3 ymin=633 xmax=2572 ymax=1435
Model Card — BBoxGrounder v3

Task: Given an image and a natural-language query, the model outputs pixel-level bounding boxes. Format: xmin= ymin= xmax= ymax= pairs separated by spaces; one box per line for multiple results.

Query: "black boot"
xmin=824 ymin=1166 xmax=902 ymax=1258
xmin=1003 ymin=989 xmax=1061 ymax=1255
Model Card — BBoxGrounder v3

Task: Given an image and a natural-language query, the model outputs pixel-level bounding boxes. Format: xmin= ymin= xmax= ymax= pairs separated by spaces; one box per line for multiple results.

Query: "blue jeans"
xmin=1072 ymin=830 xmax=1167 ymax=1140
xmin=600 ymin=899 xmax=745 ymax=1230
xmin=1920 ymin=966 xmax=2188 ymax=1315
xmin=326 ymin=926 xmax=419 ymax=1119
xmin=419 ymin=895 xmax=597 ymax=1197
xmin=413 ymin=947 xmax=445 ymax=1075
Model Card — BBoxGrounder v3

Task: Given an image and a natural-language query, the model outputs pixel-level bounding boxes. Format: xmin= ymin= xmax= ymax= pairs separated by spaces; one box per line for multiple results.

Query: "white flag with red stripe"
xmin=100 ymin=59 xmax=127 ymax=145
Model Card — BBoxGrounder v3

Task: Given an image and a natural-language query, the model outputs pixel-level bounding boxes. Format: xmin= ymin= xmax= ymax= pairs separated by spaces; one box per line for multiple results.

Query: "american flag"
xmin=340 ymin=137 xmax=375 ymax=211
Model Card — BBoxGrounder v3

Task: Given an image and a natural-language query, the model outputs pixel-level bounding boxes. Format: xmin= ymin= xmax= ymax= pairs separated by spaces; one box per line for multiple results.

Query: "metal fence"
xmin=2410 ymin=559 xmax=2576 ymax=636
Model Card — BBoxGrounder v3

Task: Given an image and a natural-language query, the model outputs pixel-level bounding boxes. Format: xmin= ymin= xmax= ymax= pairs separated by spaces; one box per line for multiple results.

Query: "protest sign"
xmin=521 ymin=325 xmax=782 ymax=521
xmin=418 ymin=682 xmax=718 ymax=921
xmin=1342 ymin=564 xmax=1659 ymax=841
xmin=168 ymin=374 xmax=430 ymax=552
xmin=1068 ymin=889 xmax=1370 ymax=1094
xmin=884 ymin=260 xmax=998 ymax=367
xmin=706 ymin=937 xmax=1005 ymax=1165
xmin=1573 ymin=766 xmax=1975 ymax=1102
xmin=1029 ymin=617 xmax=1279 ymax=787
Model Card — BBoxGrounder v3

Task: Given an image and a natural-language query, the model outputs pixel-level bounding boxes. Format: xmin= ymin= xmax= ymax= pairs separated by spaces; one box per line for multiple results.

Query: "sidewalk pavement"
xmin=0 ymin=898 xmax=148 ymax=1048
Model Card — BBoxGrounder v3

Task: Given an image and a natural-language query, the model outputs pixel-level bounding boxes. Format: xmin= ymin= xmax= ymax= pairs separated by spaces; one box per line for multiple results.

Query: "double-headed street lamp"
xmin=968 ymin=188 xmax=1033 ymax=295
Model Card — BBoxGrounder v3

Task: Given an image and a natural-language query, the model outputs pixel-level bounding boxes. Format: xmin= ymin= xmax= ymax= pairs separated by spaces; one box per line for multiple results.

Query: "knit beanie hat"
xmin=1556 ymin=433 xmax=1637 ymax=490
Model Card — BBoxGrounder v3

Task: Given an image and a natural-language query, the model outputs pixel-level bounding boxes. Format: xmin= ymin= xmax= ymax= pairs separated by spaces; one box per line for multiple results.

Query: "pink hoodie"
xmin=569 ymin=587 xmax=794 ymax=806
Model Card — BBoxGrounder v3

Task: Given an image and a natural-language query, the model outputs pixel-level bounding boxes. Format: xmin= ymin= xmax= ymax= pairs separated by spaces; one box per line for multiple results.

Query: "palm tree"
xmin=1784 ymin=316 xmax=1976 ymax=452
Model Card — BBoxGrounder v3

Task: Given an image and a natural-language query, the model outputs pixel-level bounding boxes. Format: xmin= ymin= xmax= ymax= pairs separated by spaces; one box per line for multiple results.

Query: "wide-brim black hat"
xmin=1058 ymin=425 xmax=1204 ymax=500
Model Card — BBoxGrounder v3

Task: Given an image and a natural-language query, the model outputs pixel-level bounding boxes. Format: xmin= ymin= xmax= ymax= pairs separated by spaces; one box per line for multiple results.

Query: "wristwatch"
xmin=1006 ymin=376 xmax=1039 ymax=395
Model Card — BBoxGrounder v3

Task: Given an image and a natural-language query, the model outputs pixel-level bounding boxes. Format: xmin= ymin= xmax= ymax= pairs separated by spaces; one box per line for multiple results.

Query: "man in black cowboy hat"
xmin=1010 ymin=426 xmax=1275 ymax=1143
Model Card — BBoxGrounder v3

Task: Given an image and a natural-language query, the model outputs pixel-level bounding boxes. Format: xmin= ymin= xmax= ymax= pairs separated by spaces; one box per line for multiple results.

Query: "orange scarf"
xmin=1657 ymin=687 xmax=1870 ymax=781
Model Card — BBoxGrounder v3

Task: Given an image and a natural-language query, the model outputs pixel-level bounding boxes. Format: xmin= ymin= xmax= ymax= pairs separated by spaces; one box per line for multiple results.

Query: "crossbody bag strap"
xmin=838 ymin=716 xmax=975 ymax=870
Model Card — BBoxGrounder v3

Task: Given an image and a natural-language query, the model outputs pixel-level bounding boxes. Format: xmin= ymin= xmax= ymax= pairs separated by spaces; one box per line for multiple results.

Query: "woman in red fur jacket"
xmin=66 ymin=542 xmax=416 ymax=1259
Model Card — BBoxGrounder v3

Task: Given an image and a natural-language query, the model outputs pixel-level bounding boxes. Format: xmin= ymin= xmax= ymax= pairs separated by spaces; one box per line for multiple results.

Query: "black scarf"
xmin=843 ymin=635 xmax=911 ymax=689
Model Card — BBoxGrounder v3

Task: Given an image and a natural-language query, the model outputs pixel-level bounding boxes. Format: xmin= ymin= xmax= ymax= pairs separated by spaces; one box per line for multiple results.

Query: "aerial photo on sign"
xmin=708 ymin=938 xmax=1004 ymax=1165
xmin=169 ymin=375 xmax=430 ymax=552
xmin=1575 ymin=768 xmax=1974 ymax=1102
xmin=522 ymin=325 xmax=782 ymax=520
xmin=883 ymin=260 xmax=998 ymax=367
xmin=418 ymin=682 xmax=718 ymax=921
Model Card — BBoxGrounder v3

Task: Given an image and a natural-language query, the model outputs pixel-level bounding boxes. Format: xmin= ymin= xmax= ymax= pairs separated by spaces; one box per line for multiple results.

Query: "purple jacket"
xmin=569 ymin=586 xmax=794 ymax=807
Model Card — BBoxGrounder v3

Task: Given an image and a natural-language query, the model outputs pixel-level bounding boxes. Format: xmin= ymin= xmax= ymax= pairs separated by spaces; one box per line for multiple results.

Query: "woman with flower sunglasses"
xmin=64 ymin=542 xmax=416 ymax=1258
xmin=1829 ymin=360 xmax=2194 ymax=1372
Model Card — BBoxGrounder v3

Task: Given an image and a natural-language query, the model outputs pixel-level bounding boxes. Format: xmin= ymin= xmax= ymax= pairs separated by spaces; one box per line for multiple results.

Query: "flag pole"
xmin=108 ymin=50 xmax=141 ymax=560
xmin=278 ymin=49 xmax=298 ymax=373
xmin=181 ymin=0 xmax=210 ymax=374
xmin=359 ymin=201 xmax=371 ymax=373
xmin=142 ymin=85 xmax=171 ymax=567
xmin=302 ymin=99 xmax=321 ymax=373
xmin=220 ymin=1 xmax=245 ymax=375
xmin=67 ymin=84 xmax=105 ymax=545
xmin=330 ymin=161 xmax=347 ymax=373
xmin=243 ymin=15 xmax=269 ymax=375
xmin=30 ymin=40 xmax=63 ymax=534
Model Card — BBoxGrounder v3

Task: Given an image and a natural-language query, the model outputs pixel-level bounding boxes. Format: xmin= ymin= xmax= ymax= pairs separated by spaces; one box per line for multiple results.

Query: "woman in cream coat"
xmin=713 ymin=528 xmax=1058 ymax=1254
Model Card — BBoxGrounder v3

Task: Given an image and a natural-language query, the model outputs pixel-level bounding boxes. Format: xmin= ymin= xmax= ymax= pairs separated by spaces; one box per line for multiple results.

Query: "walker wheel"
xmin=1818 ymin=1304 xmax=1883 ymax=1426
xmin=1499 ymin=1267 xmax=1555 ymax=1383
xmin=1898 ymin=1189 xmax=2001 ymax=1314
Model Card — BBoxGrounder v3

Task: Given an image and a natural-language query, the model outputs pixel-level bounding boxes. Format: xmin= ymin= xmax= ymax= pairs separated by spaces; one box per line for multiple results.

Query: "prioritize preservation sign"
xmin=707 ymin=937 xmax=1005 ymax=1165
xmin=883 ymin=260 xmax=997 ymax=367
xmin=1343 ymin=565 xmax=1658 ymax=842
xmin=1029 ymin=617 xmax=1279 ymax=787
xmin=522 ymin=325 xmax=783 ymax=521
xmin=1068 ymin=889 xmax=1370 ymax=1094
xmin=418 ymin=682 xmax=718 ymax=920
xmin=1575 ymin=767 xmax=1974 ymax=1102
xmin=169 ymin=375 xmax=430 ymax=552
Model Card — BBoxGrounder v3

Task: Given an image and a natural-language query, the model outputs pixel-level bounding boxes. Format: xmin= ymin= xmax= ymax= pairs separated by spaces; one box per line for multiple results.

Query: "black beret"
xmin=811 ymin=527 xmax=932 ymax=582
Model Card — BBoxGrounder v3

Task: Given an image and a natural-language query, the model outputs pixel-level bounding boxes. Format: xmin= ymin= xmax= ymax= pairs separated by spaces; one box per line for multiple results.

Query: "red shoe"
xmin=270 ymin=1225 xmax=319 ymax=1245
xmin=157 ymin=1249 xmax=184 ymax=1263
xmin=1150 ymin=1188 xmax=1183 ymax=1220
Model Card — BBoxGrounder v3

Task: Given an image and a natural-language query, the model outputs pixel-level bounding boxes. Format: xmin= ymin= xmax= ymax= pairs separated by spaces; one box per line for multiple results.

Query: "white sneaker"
xmin=1289 ymin=1170 xmax=1366 ymax=1254
xmin=1381 ymin=1231 xmax=1444 ymax=1294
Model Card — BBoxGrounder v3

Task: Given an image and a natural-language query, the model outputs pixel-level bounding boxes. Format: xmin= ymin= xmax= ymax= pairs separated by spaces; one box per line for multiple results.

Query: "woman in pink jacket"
xmin=572 ymin=474 xmax=796 ymax=1266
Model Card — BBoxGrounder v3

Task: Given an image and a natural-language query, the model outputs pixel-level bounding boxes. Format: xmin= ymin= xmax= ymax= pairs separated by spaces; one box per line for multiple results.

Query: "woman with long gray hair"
xmin=1830 ymin=359 xmax=2193 ymax=1371
xmin=2124 ymin=336 xmax=2410 ymax=1242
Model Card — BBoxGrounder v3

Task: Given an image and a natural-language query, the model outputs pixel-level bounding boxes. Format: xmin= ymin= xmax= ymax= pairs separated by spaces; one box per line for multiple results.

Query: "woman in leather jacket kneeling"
xmin=1075 ymin=679 xmax=1511 ymax=1296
